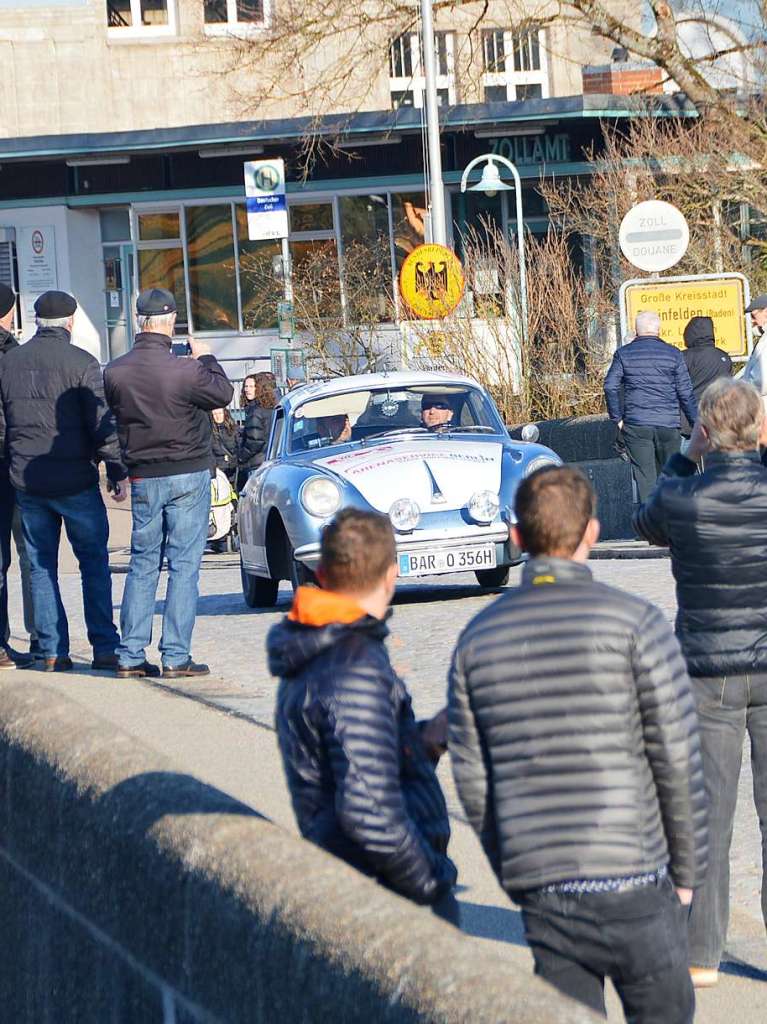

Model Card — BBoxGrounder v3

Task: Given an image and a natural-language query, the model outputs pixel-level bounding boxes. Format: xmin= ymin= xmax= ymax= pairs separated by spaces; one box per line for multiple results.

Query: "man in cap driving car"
xmin=420 ymin=395 xmax=454 ymax=432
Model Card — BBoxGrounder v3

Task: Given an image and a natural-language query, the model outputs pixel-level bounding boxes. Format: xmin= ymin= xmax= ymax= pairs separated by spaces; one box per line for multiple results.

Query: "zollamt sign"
xmin=487 ymin=132 xmax=571 ymax=165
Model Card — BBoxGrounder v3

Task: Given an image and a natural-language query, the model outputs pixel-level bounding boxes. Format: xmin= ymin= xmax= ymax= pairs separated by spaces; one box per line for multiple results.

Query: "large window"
xmin=339 ymin=195 xmax=392 ymax=321
xmin=135 ymin=210 xmax=187 ymax=332
xmin=389 ymin=32 xmax=455 ymax=109
xmin=203 ymin=0 xmax=268 ymax=33
xmin=185 ymin=205 xmax=238 ymax=331
xmin=482 ymin=27 xmax=548 ymax=102
xmin=106 ymin=0 xmax=176 ymax=35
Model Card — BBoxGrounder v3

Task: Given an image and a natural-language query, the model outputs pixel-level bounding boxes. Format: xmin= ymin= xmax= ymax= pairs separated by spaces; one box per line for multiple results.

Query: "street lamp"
xmin=460 ymin=154 xmax=527 ymax=340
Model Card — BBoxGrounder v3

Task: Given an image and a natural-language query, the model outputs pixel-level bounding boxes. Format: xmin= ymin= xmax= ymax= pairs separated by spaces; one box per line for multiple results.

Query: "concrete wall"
xmin=0 ymin=680 xmax=597 ymax=1024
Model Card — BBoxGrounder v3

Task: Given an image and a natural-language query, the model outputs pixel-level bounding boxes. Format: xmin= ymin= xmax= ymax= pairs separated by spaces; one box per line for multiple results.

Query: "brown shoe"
xmin=689 ymin=967 xmax=719 ymax=988
xmin=0 ymin=648 xmax=17 ymax=670
xmin=116 ymin=661 xmax=160 ymax=679
xmin=42 ymin=656 xmax=73 ymax=673
xmin=162 ymin=660 xmax=210 ymax=679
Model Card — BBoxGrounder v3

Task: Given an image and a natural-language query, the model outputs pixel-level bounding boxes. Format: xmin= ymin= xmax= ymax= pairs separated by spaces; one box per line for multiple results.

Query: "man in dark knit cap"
xmin=104 ymin=289 xmax=233 ymax=679
xmin=0 ymin=284 xmax=36 ymax=668
xmin=0 ymin=290 xmax=127 ymax=672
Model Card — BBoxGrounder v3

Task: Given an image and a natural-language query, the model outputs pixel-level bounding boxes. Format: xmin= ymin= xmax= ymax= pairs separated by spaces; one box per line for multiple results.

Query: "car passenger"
xmin=316 ymin=414 xmax=351 ymax=444
xmin=420 ymin=395 xmax=454 ymax=432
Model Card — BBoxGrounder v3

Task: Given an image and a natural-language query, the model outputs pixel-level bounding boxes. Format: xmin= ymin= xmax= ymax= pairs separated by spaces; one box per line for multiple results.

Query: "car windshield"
xmin=288 ymin=384 xmax=503 ymax=452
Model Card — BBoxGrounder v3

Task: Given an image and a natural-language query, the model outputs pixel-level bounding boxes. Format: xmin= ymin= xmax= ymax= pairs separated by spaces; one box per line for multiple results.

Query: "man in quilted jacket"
xmin=604 ymin=310 xmax=698 ymax=503
xmin=449 ymin=466 xmax=707 ymax=1023
xmin=635 ymin=377 xmax=767 ymax=989
xmin=269 ymin=508 xmax=457 ymax=914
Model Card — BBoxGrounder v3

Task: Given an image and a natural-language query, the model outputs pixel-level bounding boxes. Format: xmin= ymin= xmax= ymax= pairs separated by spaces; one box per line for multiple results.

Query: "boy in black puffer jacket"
xmin=269 ymin=508 xmax=457 ymax=914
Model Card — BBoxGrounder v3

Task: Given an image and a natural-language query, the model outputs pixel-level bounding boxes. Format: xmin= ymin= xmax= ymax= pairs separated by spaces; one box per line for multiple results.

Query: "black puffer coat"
xmin=211 ymin=420 xmax=239 ymax=481
xmin=635 ymin=450 xmax=767 ymax=677
xmin=448 ymin=557 xmax=707 ymax=894
xmin=269 ymin=598 xmax=456 ymax=904
xmin=604 ymin=334 xmax=698 ymax=429
xmin=0 ymin=326 xmax=126 ymax=496
xmin=239 ymin=402 xmax=274 ymax=472
xmin=681 ymin=317 xmax=732 ymax=434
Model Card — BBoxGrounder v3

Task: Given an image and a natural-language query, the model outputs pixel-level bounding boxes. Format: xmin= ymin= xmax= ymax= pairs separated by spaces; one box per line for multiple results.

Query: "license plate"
xmin=398 ymin=544 xmax=497 ymax=577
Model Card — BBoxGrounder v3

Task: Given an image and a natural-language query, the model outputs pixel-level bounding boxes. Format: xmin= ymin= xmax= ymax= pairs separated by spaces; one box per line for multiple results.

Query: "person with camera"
xmin=104 ymin=288 xmax=233 ymax=679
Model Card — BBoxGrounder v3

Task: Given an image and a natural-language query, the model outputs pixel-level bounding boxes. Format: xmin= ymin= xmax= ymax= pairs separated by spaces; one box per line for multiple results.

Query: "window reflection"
xmin=137 ymin=248 xmax=187 ymax=331
xmin=339 ymin=195 xmax=393 ymax=322
xmin=235 ymin=204 xmax=281 ymax=330
xmin=137 ymin=211 xmax=180 ymax=241
xmin=185 ymin=205 xmax=237 ymax=331
xmin=391 ymin=192 xmax=427 ymax=269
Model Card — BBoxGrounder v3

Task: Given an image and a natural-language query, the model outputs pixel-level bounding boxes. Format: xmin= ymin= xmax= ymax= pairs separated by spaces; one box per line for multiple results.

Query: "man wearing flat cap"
xmin=104 ymin=288 xmax=233 ymax=679
xmin=0 ymin=284 xmax=36 ymax=669
xmin=0 ymin=289 xmax=127 ymax=672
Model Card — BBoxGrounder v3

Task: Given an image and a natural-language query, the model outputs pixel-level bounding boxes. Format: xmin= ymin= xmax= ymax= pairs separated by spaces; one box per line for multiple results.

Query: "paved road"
xmin=4 ymin=555 xmax=766 ymax=1019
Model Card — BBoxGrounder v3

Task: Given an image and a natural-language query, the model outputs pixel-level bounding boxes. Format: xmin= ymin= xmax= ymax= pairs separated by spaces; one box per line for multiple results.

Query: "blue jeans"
xmin=118 ymin=470 xmax=210 ymax=668
xmin=16 ymin=485 xmax=118 ymax=659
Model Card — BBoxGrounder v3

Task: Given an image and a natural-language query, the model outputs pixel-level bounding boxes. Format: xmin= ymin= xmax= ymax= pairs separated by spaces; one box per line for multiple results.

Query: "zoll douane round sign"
xmin=618 ymin=200 xmax=689 ymax=273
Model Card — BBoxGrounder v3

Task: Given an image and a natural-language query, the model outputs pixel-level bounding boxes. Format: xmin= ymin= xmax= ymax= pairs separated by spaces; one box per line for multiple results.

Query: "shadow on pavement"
xmin=457 ymin=899 xmax=528 ymax=947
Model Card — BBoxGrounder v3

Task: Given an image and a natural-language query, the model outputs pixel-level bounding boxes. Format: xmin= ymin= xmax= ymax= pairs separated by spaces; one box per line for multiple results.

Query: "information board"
xmin=244 ymin=159 xmax=288 ymax=241
xmin=620 ymin=273 xmax=751 ymax=358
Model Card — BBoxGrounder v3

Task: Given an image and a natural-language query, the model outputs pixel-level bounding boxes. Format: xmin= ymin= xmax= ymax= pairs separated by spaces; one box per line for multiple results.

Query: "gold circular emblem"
xmin=399 ymin=243 xmax=465 ymax=319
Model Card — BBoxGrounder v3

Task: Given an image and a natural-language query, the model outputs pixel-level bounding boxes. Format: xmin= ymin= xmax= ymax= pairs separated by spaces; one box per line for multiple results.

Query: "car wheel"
xmin=475 ymin=566 xmax=510 ymax=588
xmin=241 ymin=561 xmax=279 ymax=608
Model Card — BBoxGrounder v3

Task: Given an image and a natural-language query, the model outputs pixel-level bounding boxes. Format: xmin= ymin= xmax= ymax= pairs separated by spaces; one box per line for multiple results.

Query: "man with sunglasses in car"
xmin=420 ymin=395 xmax=454 ymax=432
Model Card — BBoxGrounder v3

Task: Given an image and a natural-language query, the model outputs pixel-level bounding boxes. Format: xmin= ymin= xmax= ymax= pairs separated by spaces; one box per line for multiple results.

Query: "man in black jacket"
xmin=269 ymin=508 xmax=457 ymax=913
xmin=635 ymin=376 xmax=767 ymax=988
xmin=604 ymin=310 xmax=698 ymax=502
xmin=449 ymin=466 xmax=706 ymax=1022
xmin=104 ymin=289 xmax=233 ymax=679
xmin=0 ymin=290 xmax=127 ymax=672
xmin=0 ymin=284 xmax=36 ymax=668
xmin=680 ymin=316 xmax=732 ymax=437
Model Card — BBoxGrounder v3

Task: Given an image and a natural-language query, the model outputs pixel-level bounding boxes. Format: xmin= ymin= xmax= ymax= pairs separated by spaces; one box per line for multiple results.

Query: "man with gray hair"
xmin=635 ymin=376 xmax=767 ymax=989
xmin=104 ymin=289 xmax=233 ymax=679
xmin=0 ymin=289 xmax=128 ymax=672
xmin=605 ymin=309 xmax=697 ymax=502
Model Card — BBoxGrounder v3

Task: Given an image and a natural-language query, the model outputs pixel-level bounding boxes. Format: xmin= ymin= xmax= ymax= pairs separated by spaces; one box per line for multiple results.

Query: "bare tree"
xmin=239 ymin=238 xmax=397 ymax=376
xmin=213 ymin=1 xmax=766 ymax=139
xmin=406 ymin=222 xmax=613 ymax=423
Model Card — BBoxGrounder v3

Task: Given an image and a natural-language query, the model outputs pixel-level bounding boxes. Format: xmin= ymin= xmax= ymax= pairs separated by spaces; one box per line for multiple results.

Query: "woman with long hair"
xmin=210 ymin=407 xmax=239 ymax=484
xmin=240 ymin=374 xmax=258 ymax=409
xmin=239 ymin=372 xmax=278 ymax=482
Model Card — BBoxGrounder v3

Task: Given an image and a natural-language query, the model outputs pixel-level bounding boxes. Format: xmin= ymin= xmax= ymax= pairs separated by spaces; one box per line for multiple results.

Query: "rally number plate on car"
xmin=398 ymin=544 xmax=497 ymax=577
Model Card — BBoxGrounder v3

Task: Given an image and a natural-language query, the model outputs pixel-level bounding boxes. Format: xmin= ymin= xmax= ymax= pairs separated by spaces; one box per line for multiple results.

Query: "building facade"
xmin=0 ymin=0 xmax=645 ymax=372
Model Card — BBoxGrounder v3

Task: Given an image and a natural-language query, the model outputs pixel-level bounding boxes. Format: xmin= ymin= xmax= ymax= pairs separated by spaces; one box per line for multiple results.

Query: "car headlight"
xmin=300 ymin=476 xmax=342 ymax=518
xmin=389 ymin=498 xmax=421 ymax=532
xmin=467 ymin=490 xmax=500 ymax=524
xmin=524 ymin=455 xmax=561 ymax=477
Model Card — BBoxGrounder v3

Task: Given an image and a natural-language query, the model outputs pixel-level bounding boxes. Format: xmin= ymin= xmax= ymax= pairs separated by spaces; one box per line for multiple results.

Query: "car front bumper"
xmin=294 ymin=523 xmax=521 ymax=573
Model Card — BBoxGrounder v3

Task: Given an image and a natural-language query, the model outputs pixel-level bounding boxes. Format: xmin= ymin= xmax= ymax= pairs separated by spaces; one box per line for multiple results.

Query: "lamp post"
xmin=420 ymin=0 xmax=447 ymax=246
xmin=460 ymin=154 xmax=527 ymax=341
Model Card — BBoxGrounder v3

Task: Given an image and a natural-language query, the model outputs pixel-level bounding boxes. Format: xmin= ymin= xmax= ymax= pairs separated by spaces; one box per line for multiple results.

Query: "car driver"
xmin=317 ymin=414 xmax=352 ymax=444
xmin=421 ymin=395 xmax=454 ymax=432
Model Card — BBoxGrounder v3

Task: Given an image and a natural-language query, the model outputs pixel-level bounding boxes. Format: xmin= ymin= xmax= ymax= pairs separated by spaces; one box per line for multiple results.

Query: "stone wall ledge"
xmin=0 ymin=680 xmax=597 ymax=1023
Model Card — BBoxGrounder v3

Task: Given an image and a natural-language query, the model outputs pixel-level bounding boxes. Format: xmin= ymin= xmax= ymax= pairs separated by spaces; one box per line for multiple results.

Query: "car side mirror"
xmin=521 ymin=423 xmax=540 ymax=443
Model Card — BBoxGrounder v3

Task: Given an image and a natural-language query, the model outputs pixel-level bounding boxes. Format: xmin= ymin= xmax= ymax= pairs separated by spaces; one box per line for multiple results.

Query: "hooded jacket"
xmin=604 ymin=334 xmax=698 ymax=429
xmin=448 ymin=558 xmax=707 ymax=895
xmin=0 ymin=326 xmax=126 ymax=496
xmin=681 ymin=317 xmax=732 ymax=434
xmin=635 ymin=450 xmax=767 ymax=677
xmin=269 ymin=587 xmax=456 ymax=904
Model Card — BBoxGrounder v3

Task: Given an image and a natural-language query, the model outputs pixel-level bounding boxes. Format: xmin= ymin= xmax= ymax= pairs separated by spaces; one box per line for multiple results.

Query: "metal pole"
xmin=281 ymin=235 xmax=293 ymax=348
xmin=508 ymin=162 xmax=528 ymax=344
xmin=420 ymin=0 xmax=447 ymax=246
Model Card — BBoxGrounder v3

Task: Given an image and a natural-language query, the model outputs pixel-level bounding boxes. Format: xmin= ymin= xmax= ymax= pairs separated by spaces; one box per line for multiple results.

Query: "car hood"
xmin=313 ymin=437 xmax=504 ymax=513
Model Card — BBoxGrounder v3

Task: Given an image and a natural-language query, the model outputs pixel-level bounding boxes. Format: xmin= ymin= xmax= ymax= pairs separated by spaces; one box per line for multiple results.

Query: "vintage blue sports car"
xmin=238 ymin=370 xmax=561 ymax=607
